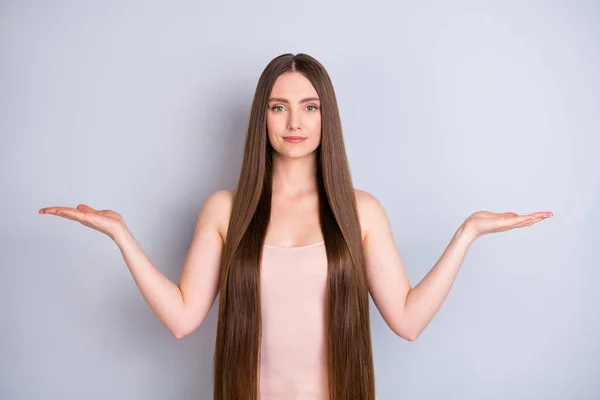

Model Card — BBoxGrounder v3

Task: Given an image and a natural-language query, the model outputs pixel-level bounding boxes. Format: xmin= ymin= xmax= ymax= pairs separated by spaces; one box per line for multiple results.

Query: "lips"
xmin=283 ymin=136 xmax=307 ymax=143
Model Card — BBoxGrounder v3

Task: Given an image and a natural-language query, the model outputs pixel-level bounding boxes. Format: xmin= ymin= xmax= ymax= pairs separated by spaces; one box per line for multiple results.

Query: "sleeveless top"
xmin=259 ymin=240 xmax=329 ymax=399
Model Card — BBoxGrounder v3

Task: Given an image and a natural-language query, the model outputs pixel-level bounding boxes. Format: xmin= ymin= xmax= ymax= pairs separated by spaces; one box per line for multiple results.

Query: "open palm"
xmin=464 ymin=210 xmax=553 ymax=240
xmin=39 ymin=204 xmax=126 ymax=240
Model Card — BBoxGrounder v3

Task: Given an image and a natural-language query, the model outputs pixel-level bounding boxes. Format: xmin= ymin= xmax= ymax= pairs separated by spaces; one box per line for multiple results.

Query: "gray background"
xmin=2 ymin=0 xmax=598 ymax=399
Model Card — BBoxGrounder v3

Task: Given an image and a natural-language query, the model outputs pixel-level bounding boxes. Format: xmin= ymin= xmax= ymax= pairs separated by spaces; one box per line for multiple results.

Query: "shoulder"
xmin=354 ymin=188 xmax=384 ymax=216
xmin=354 ymin=189 xmax=387 ymax=242
xmin=203 ymin=189 xmax=235 ymax=242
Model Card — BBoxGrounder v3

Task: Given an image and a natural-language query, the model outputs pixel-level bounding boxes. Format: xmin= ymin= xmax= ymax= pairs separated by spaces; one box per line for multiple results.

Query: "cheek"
xmin=266 ymin=115 xmax=282 ymax=133
xmin=266 ymin=118 xmax=276 ymax=139
xmin=310 ymin=118 xmax=322 ymax=136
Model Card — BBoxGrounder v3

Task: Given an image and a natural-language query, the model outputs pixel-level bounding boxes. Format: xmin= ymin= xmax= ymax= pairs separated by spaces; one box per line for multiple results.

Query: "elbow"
xmin=393 ymin=317 xmax=420 ymax=341
xmin=171 ymin=309 xmax=206 ymax=339
xmin=171 ymin=316 xmax=200 ymax=339
xmin=172 ymin=330 xmax=187 ymax=340
xmin=395 ymin=326 xmax=419 ymax=341
xmin=397 ymin=304 xmax=421 ymax=341
xmin=170 ymin=320 xmax=191 ymax=339
xmin=171 ymin=320 xmax=193 ymax=339
xmin=171 ymin=303 xmax=193 ymax=339
xmin=402 ymin=330 xmax=420 ymax=342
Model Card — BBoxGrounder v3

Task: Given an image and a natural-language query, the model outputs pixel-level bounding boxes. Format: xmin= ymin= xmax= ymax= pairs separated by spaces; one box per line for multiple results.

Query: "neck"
xmin=271 ymin=151 xmax=318 ymax=196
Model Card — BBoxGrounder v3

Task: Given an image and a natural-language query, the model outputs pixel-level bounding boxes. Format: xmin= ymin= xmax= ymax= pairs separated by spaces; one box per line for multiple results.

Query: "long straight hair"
xmin=213 ymin=53 xmax=375 ymax=399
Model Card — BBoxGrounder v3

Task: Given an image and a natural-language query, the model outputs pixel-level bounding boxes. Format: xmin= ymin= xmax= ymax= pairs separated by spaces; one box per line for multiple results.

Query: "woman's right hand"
xmin=39 ymin=204 xmax=127 ymax=241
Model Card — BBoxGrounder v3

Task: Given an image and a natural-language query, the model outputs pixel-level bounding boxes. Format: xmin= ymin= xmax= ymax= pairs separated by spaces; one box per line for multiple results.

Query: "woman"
xmin=39 ymin=53 xmax=553 ymax=399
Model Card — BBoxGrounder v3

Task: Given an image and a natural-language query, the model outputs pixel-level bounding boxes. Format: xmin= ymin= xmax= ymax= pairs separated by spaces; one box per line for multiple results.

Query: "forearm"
xmin=114 ymin=226 xmax=186 ymax=338
xmin=403 ymin=224 xmax=476 ymax=339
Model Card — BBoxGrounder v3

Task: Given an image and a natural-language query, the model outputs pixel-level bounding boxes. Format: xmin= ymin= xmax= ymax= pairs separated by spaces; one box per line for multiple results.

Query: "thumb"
xmin=77 ymin=204 xmax=96 ymax=212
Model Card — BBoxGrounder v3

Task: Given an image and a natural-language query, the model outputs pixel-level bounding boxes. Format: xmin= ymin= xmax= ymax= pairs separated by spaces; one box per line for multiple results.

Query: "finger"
xmin=525 ymin=212 xmax=554 ymax=219
xmin=55 ymin=208 xmax=89 ymax=221
xmin=516 ymin=212 xmax=551 ymax=221
xmin=527 ymin=216 xmax=547 ymax=227
xmin=500 ymin=214 xmax=534 ymax=225
xmin=531 ymin=214 xmax=553 ymax=224
xmin=498 ymin=214 xmax=536 ymax=230
xmin=497 ymin=213 xmax=519 ymax=221
xmin=77 ymin=204 xmax=97 ymax=212
xmin=40 ymin=207 xmax=70 ymax=214
xmin=525 ymin=216 xmax=545 ymax=226
xmin=41 ymin=206 xmax=91 ymax=215
xmin=514 ymin=216 xmax=546 ymax=229
xmin=502 ymin=212 xmax=519 ymax=218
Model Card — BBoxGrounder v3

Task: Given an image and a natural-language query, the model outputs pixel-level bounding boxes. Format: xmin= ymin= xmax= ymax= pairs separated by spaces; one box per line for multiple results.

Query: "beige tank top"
xmin=259 ymin=239 xmax=329 ymax=399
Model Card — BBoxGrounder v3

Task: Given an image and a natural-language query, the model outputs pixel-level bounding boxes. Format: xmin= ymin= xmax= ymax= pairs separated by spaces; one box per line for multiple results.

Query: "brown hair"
xmin=213 ymin=53 xmax=375 ymax=399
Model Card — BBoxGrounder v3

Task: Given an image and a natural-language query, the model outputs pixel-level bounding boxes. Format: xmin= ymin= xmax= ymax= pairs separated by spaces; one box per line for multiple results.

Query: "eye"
xmin=306 ymin=105 xmax=319 ymax=111
xmin=271 ymin=106 xmax=284 ymax=112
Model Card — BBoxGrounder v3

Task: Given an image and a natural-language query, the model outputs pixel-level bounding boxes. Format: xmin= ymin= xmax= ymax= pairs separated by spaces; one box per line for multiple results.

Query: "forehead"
xmin=270 ymin=72 xmax=318 ymax=99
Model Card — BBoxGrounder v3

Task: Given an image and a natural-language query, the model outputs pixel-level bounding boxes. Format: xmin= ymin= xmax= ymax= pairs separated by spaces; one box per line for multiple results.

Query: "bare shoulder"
xmin=202 ymin=189 xmax=235 ymax=243
xmin=354 ymin=188 xmax=387 ymax=242
xmin=354 ymin=188 xmax=384 ymax=217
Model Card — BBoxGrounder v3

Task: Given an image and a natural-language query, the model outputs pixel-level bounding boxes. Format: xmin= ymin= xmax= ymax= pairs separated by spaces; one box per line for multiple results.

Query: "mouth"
xmin=283 ymin=136 xmax=307 ymax=143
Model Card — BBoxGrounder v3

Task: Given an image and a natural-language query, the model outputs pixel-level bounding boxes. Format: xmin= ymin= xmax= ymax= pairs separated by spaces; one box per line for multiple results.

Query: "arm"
xmin=114 ymin=190 xmax=232 ymax=339
xmin=357 ymin=189 xmax=474 ymax=341
xmin=356 ymin=189 xmax=414 ymax=340
xmin=358 ymin=189 xmax=550 ymax=341
xmin=401 ymin=224 xmax=474 ymax=340
xmin=404 ymin=210 xmax=552 ymax=338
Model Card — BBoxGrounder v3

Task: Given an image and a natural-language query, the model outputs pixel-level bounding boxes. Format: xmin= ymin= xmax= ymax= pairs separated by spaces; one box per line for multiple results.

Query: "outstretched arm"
xmin=357 ymin=190 xmax=552 ymax=341
xmin=40 ymin=189 xmax=232 ymax=339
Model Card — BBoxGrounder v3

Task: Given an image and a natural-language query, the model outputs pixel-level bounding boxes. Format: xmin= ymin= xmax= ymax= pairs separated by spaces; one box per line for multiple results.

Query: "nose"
xmin=287 ymin=109 xmax=299 ymax=131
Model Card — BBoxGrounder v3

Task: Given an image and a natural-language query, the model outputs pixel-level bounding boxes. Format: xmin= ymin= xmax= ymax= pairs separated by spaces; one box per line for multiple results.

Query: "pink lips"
xmin=283 ymin=136 xmax=307 ymax=143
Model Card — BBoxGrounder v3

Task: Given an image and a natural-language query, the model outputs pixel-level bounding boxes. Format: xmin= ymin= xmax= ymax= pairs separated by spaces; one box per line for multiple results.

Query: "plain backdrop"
xmin=1 ymin=1 xmax=598 ymax=399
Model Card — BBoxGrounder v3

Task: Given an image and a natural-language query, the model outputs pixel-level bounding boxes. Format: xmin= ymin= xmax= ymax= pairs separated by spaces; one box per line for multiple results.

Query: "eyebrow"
xmin=268 ymin=97 xmax=320 ymax=104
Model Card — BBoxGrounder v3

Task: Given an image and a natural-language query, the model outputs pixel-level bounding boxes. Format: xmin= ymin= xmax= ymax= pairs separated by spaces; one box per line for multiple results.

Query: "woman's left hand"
xmin=463 ymin=211 xmax=554 ymax=240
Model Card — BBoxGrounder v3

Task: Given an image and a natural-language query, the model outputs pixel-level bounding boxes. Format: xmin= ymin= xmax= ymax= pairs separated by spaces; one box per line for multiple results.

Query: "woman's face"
xmin=266 ymin=72 xmax=322 ymax=158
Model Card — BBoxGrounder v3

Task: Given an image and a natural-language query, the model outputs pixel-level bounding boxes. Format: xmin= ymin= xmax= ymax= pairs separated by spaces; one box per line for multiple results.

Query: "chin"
xmin=273 ymin=147 xmax=319 ymax=159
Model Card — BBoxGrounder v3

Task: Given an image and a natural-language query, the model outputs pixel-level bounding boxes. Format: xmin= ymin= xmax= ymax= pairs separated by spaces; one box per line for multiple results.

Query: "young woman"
xmin=39 ymin=53 xmax=553 ymax=400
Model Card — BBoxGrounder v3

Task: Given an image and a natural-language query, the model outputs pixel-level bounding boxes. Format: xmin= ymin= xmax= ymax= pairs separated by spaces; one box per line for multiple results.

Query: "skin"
xmin=265 ymin=71 xmax=323 ymax=247
xmin=39 ymin=71 xmax=554 ymax=340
